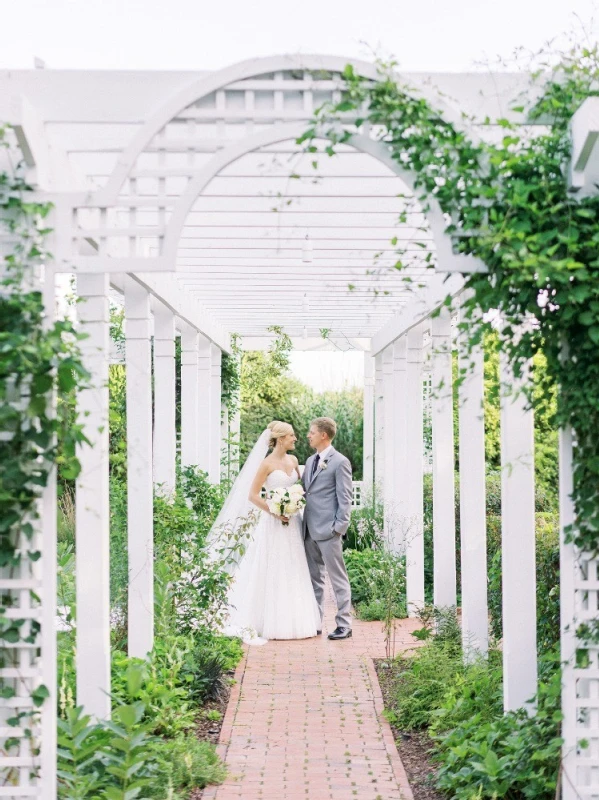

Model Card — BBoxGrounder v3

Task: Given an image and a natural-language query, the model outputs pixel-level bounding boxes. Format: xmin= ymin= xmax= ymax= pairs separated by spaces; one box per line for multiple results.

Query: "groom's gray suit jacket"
xmin=302 ymin=448 xmax=353 ymax=541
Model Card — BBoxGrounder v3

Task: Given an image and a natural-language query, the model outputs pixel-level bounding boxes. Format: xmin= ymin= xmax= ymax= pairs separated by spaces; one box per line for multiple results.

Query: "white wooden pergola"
xmin=1 ymin=56 xmax=598 ymax=799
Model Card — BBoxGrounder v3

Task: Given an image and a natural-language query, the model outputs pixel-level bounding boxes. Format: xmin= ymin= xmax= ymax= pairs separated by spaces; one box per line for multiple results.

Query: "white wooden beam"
xmin=180 ymin=328 xmax=199 ymax=468
xmin=0 ymin=94 xmax=51 ymax=188
xmin=197 ymin=335 xmax=211 ymax=475
xmin=363 ymin=352 xmax=375 ymax=494
xmin=569 ymin=96 xmax=599 ymax=197
xmin=405 ymin=323 xmax=426 ymax=615
xmin=241 ymin=337 xmax=370 ymax=352
xmin=88 ymin=53 xmax=479 ymax=209
xmin=40 ymin=271 xmax=57 ymax=798
xmin=559 ymin=425 xmax=577 ymax=800
xmin=382 ymin=346 xmax=395 ymax=540
xmin=457 ymin=315 xmax=489 ymax=659
xmin=125 ymin=277 xmax=154 ymax=658
xmin=54 ymin=257 xmax=171 ymax=274
xmin=392 ymin=337 xmax=408 ymax=552
xmin=75 ymin=273 xmax=111 ymax=719
xmin=431 ymin=307 xmax=457 ymax=608
xmin=128 ymin=273 xmax=230 ymax=354
xmin=152 ymin=302 xmax=176 ymax=494
xmin=500 ymin=354 xmax=537 ymax=712
xmin=371 ymin=273 xmax=465 ymax=356
xmin=374 ymin=353 xmax=384 ymax=495
xmin=209 ymin=344 xmax=222 ymax=484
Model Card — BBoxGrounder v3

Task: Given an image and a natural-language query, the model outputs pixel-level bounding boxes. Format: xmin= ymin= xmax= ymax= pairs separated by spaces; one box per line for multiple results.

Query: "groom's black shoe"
xmin=328 ymin=627 xmax=352 ymax=640
xmin=316 ymin=630 xmax=322 ymax=635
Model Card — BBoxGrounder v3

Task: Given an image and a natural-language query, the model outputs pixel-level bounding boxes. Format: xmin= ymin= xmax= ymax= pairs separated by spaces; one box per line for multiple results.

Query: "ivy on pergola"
xmin=300 ymin=46 xmax=599 ymax=560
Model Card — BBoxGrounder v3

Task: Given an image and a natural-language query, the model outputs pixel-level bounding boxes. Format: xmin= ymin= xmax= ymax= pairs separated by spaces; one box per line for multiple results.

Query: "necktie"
xmin=310 ymin=454 xmax=320 ymax=480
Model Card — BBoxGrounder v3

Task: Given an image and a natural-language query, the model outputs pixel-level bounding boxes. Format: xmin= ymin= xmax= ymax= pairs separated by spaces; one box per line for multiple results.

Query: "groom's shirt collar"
xmin=316 ymin=444 xmax=334 ymax=463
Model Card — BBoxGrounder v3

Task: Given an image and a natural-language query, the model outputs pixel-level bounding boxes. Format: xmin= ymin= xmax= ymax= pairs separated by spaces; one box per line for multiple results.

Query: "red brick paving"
xmin=203 ymin=585 xmax=421 ymax=800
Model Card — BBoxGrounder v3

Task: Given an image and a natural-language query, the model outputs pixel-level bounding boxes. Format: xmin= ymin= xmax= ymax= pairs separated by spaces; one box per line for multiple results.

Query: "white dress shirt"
xmin=316 ymin=444 xmax=334 ymax=464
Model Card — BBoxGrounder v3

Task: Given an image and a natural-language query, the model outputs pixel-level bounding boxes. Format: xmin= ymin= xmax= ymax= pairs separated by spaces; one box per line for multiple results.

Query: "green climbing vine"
xmin=220 ymin=333 xmax=242 ymax=416
xmin=299 ymin=43 xmax=599 ymax=556
xmin=0 ymin=124 xmax=88 ymax=756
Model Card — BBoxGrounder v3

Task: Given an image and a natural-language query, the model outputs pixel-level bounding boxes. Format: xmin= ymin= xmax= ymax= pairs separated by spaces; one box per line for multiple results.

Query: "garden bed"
xmin=191 ymin=677 xmax=233 ymax=799
xmin=194 ymin=675 xmax=232 ymax=747
xmin=375 ymin=659 xmax=446 ymax=800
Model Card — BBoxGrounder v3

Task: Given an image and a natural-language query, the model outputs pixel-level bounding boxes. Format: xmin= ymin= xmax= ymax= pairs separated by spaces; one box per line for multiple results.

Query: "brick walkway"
xmin=203 ymin=586 xmax=421 ymax=800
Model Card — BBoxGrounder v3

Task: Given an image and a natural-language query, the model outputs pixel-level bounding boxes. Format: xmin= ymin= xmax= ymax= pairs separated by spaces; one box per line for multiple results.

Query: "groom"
xmin=302 ymin=417 xmax=353 ymax=640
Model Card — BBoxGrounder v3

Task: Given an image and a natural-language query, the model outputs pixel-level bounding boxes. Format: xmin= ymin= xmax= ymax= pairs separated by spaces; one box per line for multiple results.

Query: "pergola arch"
xmin=4 ymin=56 xmax=591 ymax=800
xmin=93 ymin=53 xmax=477 ymax=208
xmin=162 ymin=121 xmax=486 ymax=276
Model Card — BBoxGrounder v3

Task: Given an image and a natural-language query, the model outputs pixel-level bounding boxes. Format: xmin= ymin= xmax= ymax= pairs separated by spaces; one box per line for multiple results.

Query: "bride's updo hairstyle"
xmin=267 ymin=420 xmax=294 ymax=449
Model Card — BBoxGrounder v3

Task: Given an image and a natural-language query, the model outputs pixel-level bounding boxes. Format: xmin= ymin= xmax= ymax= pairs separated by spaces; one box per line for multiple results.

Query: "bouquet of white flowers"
xmin=266 ymin=483 xmax=306 ymax=526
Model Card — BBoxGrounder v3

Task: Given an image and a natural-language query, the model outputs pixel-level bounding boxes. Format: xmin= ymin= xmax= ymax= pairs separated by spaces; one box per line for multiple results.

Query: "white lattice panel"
xmin=569 ymin=552 xmax=599 ymax=796
xmin=351 ymin=481 xmax=364 ymax=509
xmin=0 ymin=529 xmax=45 ymax=794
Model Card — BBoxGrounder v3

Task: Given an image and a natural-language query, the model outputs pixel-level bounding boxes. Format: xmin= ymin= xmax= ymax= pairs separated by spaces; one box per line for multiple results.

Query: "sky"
xmin=290 ymin=351 xmax=364 ymax=392
xmin=2 ymin=0 xmax=594 ymax=392
xmin=0 ymin=0 xmax=594 ymax=73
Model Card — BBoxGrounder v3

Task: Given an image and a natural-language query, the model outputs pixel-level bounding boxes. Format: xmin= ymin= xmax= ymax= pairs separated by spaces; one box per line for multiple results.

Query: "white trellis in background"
xmin=1 ymin=55 xmax=599 ymax=799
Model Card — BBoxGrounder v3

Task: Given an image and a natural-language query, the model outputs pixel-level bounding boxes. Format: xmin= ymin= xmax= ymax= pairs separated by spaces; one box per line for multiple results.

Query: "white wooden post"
xmin=125 ymin=277 xmax=154 ymax=659
xmin=382 ymin=345 xmax=395 ymax=536
xmin=180 ymin=327 xmax=199 ymax=468
xmin=458 ymin=325 xmax=489 ymax=659
xmin=75 ymin=273 xmax=111 ymax=719
xmin=153 ymin=303 xmax=176 ymax=494
xmin=197 ymin=334 xmax=211 ymax=474
xmin=40 ymin=270 xmax=57 ymax=798
xmin=559 ymin=425 xmax=578 ymax=798
xmin=374 ymin=353 xmax=384 ymax=497
xmin=405 ymin=324 xmax=426 ymax=614
xmin=392 ymin=337 xmax=408 ymax=552
xmin=500 ymin=353 xmax=537 ymax=711
xmin=209 ymin=344 xmax=222 ymax=484
xmin=363 ymin=352 xmax=375 ymax=494
xmin=431 ymin=308 xmax=457 ymax=608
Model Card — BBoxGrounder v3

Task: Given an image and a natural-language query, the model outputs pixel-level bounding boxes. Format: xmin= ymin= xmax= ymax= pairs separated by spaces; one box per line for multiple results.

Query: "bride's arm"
xmin=248 ymin=461 xmax=272 ymax=513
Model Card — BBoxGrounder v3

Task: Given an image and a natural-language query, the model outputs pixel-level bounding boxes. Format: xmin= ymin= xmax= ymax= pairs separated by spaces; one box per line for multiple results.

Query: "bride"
xmin=212 ymin=420 xmax=321 ymax=642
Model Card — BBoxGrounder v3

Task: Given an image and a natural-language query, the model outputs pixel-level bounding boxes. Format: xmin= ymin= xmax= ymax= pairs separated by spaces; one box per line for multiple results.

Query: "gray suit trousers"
xmin=304 ymin=531 xmax=352 ymax=630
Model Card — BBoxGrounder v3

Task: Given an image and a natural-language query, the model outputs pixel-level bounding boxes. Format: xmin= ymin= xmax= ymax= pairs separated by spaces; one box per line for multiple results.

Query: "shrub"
xmin=487 ymin=510 xmax=560 ymax=651
xmin=57 ymin=702 xmax=228 ymax=799
xmin=146 ymin=735 xmax=226 ymax=797
xmin=57 ymin=700 xmax=156 ymax=800
xmin=111 ymin=648 xmax=197 ymax=737
xmin=180 ymin=634 xmax=243 ymax=704
xmin=108 ymin=361 xmax=127 ymax=480
xmin=153 ymin=486 xmax=235 ymax=635
xmin=343 ymin=548 xmax=407 ymax=620
xmin=344 ymin=492 xmax=385 ymax=551
xmin=434 ymin=655 xmax=562 ymax=799
xmin=178 ymin=465 xmax=227 ymax=529
xmin=109 ymin=475 xmax=128 ymax=612
xmin=428 ymin=650 xmax=504 ymax=737
xmin=385 ymin=639 xmax=466 ymax=731
xmin=423 ymin=473 xmax=461 ymax=604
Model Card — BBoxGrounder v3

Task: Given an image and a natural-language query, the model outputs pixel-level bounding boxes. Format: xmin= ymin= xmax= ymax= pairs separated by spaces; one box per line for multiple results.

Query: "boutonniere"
xmin=320 ymin=459 xmax=330 ymax=471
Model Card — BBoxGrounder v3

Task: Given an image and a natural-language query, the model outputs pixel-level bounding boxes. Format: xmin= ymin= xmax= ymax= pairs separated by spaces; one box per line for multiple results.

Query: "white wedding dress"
xmin=223 ymin=468 xmax=321 ymax=643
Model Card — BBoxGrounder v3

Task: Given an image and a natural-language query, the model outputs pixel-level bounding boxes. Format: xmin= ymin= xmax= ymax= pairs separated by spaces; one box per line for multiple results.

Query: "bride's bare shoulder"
xmin=261 ymin=454 xmax=276 ymax=472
